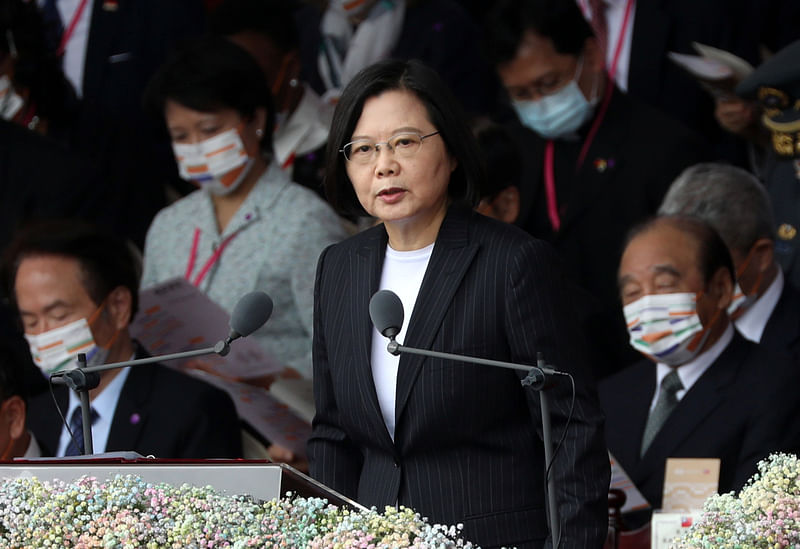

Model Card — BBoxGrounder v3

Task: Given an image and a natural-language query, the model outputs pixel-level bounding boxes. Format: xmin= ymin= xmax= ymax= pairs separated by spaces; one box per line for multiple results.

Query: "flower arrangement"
xmin=672 ymin=453 xmax=800 ymax=548
xmin=0 ymin=474 xmax=477 ymax=548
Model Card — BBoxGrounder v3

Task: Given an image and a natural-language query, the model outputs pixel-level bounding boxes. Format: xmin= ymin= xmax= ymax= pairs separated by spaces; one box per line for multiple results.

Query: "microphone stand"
xmin=385 ymin=338 xmax=562 ymax=546
xmin=51 ymin=338 xmax=234 ymax=457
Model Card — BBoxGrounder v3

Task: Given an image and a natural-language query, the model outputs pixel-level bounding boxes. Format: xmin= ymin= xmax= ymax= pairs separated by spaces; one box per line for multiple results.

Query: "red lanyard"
xmin=543 ymin=0 xmax=634 ymax=232
xmin=57 ymin=0 xmax=91 ymax=57
xmin=184 ymin=228 xmax=240 ymax=288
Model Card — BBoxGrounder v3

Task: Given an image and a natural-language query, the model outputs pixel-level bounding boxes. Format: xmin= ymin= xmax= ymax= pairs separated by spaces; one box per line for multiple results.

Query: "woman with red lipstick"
xmin=308 ymin=59 xmax=610 ymax=549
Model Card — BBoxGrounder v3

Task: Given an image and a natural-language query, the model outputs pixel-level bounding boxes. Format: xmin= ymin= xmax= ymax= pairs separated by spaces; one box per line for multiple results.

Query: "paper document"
xmin=132 ymin=277 xmax=282 ymax=379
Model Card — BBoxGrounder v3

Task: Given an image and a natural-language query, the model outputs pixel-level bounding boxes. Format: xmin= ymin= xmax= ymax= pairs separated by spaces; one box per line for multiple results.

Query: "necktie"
xmin=588 ymin=0 xmax=609 ymax=61
xmin=40 ymin=0 xmax=64 ymax=54
xmin=64 ymin=406 xmax=98 ymax=456
xmin=640 ymin=369 xmax=683 ymax=456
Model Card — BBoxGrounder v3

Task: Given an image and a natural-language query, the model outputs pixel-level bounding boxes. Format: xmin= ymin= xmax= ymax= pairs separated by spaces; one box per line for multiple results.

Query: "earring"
xmin=256 ymin=128 xmax=264 ymax=137
xmin=289 ymin=78 xmax=299 ymax=88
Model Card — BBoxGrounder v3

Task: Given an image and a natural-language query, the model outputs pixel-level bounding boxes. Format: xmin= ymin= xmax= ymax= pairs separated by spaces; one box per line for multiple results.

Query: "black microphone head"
xmin=369 ymin=290 xmax=404 ymax=339
xmin=229 ymin=291 xmax=273 ymax=339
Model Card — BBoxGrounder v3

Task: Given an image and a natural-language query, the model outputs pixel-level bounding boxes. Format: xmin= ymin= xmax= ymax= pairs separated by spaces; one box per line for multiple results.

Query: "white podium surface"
xmin=0 ymin=462 xmax=283 ymax=501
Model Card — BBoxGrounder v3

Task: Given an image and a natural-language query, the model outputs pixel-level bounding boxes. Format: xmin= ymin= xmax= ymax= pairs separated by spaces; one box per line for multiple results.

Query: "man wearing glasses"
xmin=484 ymin=0 xmax=710 ymax=380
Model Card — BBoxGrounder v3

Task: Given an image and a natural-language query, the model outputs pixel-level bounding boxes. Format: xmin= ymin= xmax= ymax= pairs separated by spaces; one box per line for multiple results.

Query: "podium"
xmin=0 ymin=458 xmax=363 ymax=509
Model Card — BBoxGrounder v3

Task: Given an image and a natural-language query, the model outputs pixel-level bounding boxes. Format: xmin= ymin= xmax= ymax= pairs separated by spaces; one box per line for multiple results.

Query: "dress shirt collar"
xmin=24 ymin=432 xmax=42 ymax=458
xmin=197 ymin=161 xmax=291 ymax=239
xmin=653 ymin=323 xmax=734 ymax=408
xmin=60 ymin=365 xmax=131 ymax=455
xmin=734 ymin=269 xmax=784 ymax=343
xmin=273 ymin=84 xmax=332 ymax=166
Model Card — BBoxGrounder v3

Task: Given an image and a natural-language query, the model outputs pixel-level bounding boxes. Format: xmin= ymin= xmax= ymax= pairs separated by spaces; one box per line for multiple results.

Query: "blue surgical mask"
xmin=512 ymin=58 xmax=598 ymax=139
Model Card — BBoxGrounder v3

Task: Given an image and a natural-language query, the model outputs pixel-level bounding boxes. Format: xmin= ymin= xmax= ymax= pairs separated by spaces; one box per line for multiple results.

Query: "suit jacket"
xmin=599 ymin=333 xmax=800 ymax=515
xmin=760 ymin=279 xmax=800 ymax=361
xmin=510 ymin=87 xmax=709 ymax=379
xmin=27 ymin=354 xmax=242 ymax=459
xmin=308 ymin=207 xmax=610 ymax=549
xmin=764 ymin=155 xmax=800 ymax=292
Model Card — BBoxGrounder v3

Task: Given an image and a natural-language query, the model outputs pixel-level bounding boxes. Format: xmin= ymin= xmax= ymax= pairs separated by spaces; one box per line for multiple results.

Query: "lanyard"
xmin=184 ymin=228 xmax=240 ymax=288
xmin=57 ymin=0 xmax=91 ymax=57
xmin=543 ymin=0 xmax=634 ymax=232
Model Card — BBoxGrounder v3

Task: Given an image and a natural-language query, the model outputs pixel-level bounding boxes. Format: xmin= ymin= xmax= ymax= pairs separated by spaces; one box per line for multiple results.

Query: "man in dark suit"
xmin=600 ymin=216 xmax=800 ymax=523
xmin=659 ymin=163 xmax=800 ymax=360
xmin=5 ymin=221 xmax=242 ymax=459
xmin=485 ymin=0 xmax=709 ymax=379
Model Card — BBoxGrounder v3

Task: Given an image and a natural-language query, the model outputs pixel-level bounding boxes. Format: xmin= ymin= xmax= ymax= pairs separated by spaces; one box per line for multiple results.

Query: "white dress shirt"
xmin=57 ymin=366 xmax=130 ymax=455
xmin=651 ymin=323 xmax=734 ymax=411
xmin=370 ymin=243 xmax=433 ymax=440
xmin=54 ymin=0 xmax=95 ymax=97
xmin=576 ymin=0 xmax=636 ymax=90
xmin=24 ymin=433 xmax=42 ymax=458
xmin=734 ymin=269 xmax=784 ymax=343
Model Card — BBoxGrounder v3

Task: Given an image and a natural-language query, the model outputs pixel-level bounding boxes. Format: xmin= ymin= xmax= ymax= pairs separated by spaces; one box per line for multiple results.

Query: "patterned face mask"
xmin=624 ymin=292 xmax=714 ymax=366
xmin=172 ymin=127 xmax=254 ymax=196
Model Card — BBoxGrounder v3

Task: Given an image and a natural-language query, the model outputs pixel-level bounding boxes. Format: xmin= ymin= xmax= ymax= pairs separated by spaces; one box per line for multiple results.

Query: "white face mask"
xmin=25 ymin=317 xmax=109 ymax=376
xmin=512 ymin=57 xmax=599 ymax=139
xmin=172 ymin=127 xmax=254 ymax=196
xmin=727 ymin=282 xmax=757 ymax=319
xmin=623 ymin=292 xmax=713 ymax=367
xmin=0 ymin=75 xmax=24 ymax=121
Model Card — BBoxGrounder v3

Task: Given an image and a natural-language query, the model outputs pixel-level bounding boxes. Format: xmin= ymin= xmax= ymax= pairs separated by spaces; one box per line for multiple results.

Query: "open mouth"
xmin=377 ymin=187 xmax=405 ymax=197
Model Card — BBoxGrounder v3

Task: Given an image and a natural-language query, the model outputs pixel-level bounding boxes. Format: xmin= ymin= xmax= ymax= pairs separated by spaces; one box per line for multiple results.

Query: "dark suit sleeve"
xmin=506 ymin=238 xmax=611 ymax=549
xmin=307 ymin=245 xmax=364 ymax=497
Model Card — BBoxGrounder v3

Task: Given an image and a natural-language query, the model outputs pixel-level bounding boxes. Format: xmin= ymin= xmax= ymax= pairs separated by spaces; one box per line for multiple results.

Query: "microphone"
xmin=369 ymin=289 xmax=403 ymax=339
xmin=228 ymin=291 xmax=274 ymax=342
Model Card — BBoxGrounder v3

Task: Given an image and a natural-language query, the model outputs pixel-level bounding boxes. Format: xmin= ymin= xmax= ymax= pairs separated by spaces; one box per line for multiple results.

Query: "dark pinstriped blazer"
xmin=308 ymin=206 xmax=610 ymax=549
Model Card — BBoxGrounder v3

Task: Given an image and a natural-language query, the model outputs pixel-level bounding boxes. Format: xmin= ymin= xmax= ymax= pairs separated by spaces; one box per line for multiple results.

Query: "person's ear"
xmin=3 ymin=396 xmax=26 ymax=440
xmin=751 ymin=238 xmax=775 ymax=274
xmin=105 ymin=286 xmax=133 ymax=331
xmin=709 ymin=266 xmax=734 ymax=311
xmin=582 ymin=36 xmax=605 ymax=74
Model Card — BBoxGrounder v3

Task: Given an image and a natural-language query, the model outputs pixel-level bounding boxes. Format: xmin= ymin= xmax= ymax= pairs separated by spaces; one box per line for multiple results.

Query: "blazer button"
xmin=393 ymin=460 xmax=400 ymax=468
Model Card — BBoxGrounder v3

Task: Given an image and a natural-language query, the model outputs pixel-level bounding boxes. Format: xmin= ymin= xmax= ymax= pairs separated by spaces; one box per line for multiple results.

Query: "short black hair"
xmin=144 ymin=35 xmax=275 ymax=157
xmin=3 ymin=220 xmax=140 ymax=322
xmin=324 ymin=59 xmax=484 ymax=217
xmin=485 ymin=0 xmax=594 ymax=66
xmin=209 ymin=0 xmax=300 ymax=54
xmin=626 ymin=216 xmax=736 ymax=286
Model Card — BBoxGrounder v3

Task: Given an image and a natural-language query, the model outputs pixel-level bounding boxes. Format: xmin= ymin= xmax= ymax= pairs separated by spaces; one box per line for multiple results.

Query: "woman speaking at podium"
xmin=308 ymin=59 xmax=610 ymax=549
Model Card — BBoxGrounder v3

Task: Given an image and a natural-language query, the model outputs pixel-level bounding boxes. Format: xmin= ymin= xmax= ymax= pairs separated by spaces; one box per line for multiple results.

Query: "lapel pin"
xmin=102 ymin=0 xmax=119 ymax=11
xmin=594 ymin=158 xmax=615 ymax=172
xmin=129 ymin=412 xmax=141 ymax=425
xmin=778 ymin=223 xmax=797 ymax=241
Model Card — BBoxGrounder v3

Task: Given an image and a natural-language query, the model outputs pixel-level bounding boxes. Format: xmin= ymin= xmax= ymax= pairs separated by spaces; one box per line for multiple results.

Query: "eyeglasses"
xmin=340 ymin=131 xmax=440 ymax=164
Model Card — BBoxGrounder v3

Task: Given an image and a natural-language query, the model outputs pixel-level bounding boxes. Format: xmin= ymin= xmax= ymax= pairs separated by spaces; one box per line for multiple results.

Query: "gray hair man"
xmin=659 ymin=162 xmax=800 ymax=357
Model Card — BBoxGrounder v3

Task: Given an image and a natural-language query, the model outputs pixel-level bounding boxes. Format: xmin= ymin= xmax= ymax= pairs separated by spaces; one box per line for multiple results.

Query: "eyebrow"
xmin=618 ymin=264 xmax=682 ymax=289
xmin=350 ymin=126 xmax=424 ymax=141
xmin=18 ymin=300 xmax=72 ymax=316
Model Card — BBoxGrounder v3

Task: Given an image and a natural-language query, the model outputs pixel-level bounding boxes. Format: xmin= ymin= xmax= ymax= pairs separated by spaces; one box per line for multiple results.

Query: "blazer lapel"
xmin=636 ymin=335 xmax=743 ymax=476
xmin=105 ymin=362 xmax=150 ymax=453
xmin=82 ymin=0 xmax=125 ymax=100
xmin=394 ymin=208 xmax=479 ymax=426
xmin=761 ymin=282 xmax=800 ymax=353
xmin=352 ymin=227 xmax=395 ymax=447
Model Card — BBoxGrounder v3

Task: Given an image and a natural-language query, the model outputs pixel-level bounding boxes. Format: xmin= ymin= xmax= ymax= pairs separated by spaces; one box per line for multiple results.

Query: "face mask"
xmin=0 ymin=75 xmax=24 ymax=121
xmin=25 ymin=317 xmax=110 ymax=375
xmin=727 ymin=247 xmax=765 ymax=320
xmin=624 ymin=292 xmax=714 ymax=367
xmin=172 ymin=127 xmax=254 ymax=196
xmin=328 ymin=0 xmax=375 ymax=19
xmin=512 ymin=58 xmax=598 ymax=139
